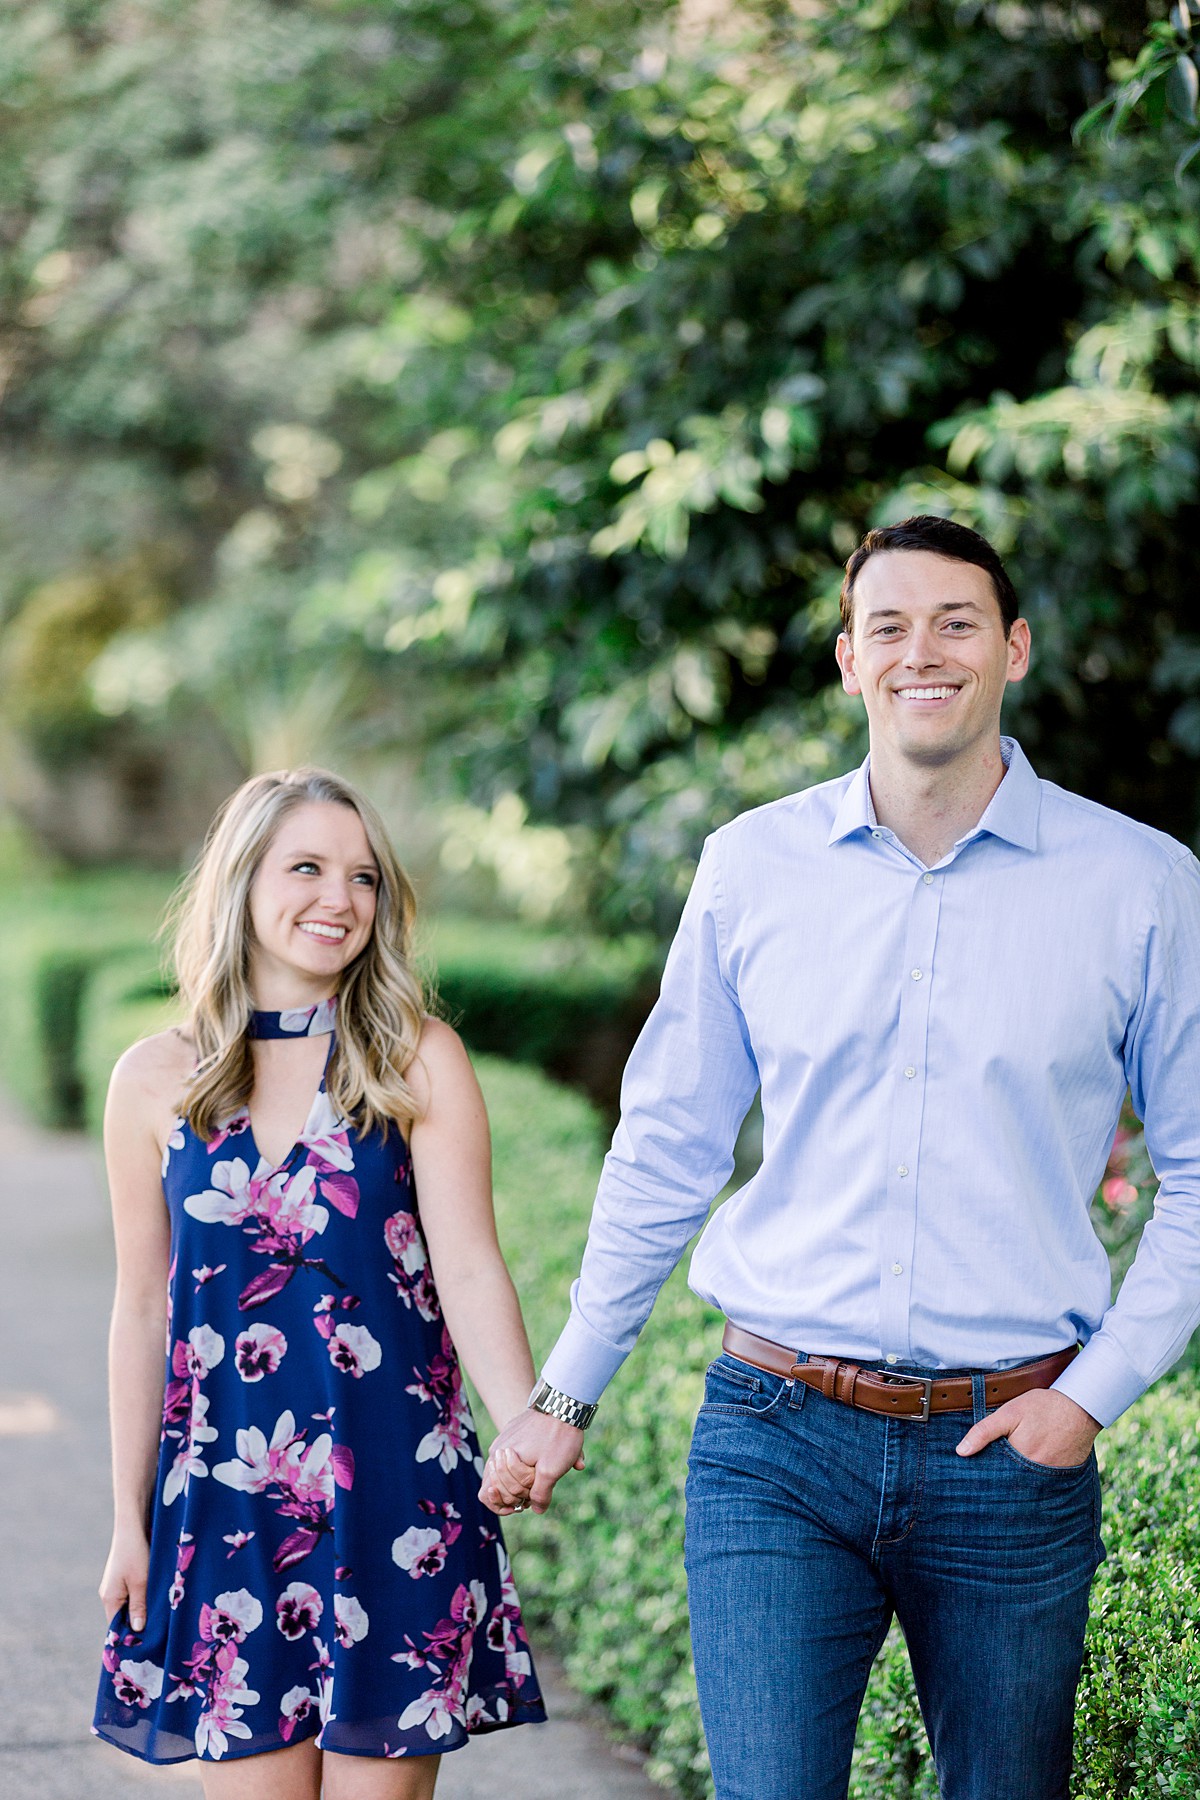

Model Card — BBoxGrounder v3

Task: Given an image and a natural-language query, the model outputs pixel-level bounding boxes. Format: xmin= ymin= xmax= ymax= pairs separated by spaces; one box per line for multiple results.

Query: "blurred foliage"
xmin=7 ymin=0 xmax=1200 ymax=922
xmin=1 ymin=554 xmax=171 ymax=763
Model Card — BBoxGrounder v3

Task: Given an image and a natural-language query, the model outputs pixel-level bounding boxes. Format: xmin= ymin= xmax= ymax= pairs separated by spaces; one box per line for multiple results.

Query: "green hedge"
xmin=0 ymin=862 xmax=173 ymax=1124
xmin=479 ymin=1058 xmax=1200 ymax=1800
xmin=421 ymin=915 xmax=657 ymax=1116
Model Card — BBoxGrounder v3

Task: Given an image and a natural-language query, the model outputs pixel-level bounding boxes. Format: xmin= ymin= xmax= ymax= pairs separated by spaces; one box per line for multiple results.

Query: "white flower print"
xmin=193 ymin=1654 xmax=259 ymax=1759
xmin=279 ymin=1683 xmax=318 ymax=1742
xmin=183 ymin=1325 xmax=225 ymax=1377
xmin=327 ymin=1323 xmax=382 ymax=1378
xmin=204 ymin=1589 xmax=263 ymax=1643
xmin=334 ymin=1594 xmax=369 ymax=1648
xmin=162 ymin=1119 xmax=185 ymax=1178
xmin=301 ymin=1089 xmax=355 ymax=1171
xmin=276 ymin=1582 xmax=323 ymax=1640
xmin=113 ymin=1659 xmax=164 ymax=1709
xmin=392 ymin=1526 xmax=446 ymax=1579
xmin=183 ymin=1157 xmax=258 ymax=1226
xmin=235 ymin=1323 xmax=287 ymax=1382
xmin=397 ymin=1688 xmax=460 ymax=1739
xmin=279 ymin=997 xmax=337 ymax=1035
xmin=163 ymin=1390 xmax=218 ymax=1506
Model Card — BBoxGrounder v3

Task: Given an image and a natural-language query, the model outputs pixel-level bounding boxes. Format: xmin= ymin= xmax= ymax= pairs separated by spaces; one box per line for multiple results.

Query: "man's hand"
xmin=956 ymin=1387 xmax=1101 ymax=1467
xmin=479 ymin=1408 xmax=586 ymax=1515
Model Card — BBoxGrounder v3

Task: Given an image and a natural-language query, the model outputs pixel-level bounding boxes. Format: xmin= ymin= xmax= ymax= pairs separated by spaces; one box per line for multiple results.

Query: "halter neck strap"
xmin=247 ymin=996 xmax=338 ymax=1040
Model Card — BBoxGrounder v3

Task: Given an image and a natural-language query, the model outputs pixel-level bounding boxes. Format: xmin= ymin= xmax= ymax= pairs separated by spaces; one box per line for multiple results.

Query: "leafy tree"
xmin=10 ymin=0 xmax=1200 ymax=924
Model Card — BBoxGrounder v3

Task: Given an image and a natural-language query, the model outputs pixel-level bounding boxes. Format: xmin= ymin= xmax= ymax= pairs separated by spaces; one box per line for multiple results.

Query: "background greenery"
xmin=6 ymin=3 xmax=1200 ymax=1795
xmin=4 ymin=0 xmax=1200 ymax=923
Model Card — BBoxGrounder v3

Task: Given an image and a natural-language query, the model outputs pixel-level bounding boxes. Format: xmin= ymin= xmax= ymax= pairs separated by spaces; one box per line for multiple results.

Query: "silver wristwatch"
xmin=528 ymin=1378 xmax=598 ymax=1431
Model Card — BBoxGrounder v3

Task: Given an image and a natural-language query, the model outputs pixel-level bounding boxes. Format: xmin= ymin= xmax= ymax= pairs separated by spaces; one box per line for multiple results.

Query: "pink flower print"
xmin=193 ymin=1644 xmax=259 ymax=1759
xmin=279 ymin=1683 xmax=318 ymax=1743
xmin=417 ymin=1498 xmax=463 ymax=1544
xmin=213 ymin=1411 xmax=346 ymax=1572
xmin=276 ymin=1582 xmax=323 ymax=1641
xmin=392 ymin=1526 xmax=446 ymax=1580
xmin=113 ymin=1658 xmax=164 ymax=1709
xmin=384 ymin=1209 xmax=423 ymax=1272
xmin=384 ymin=1210 xmax=441 ymax=1322
xmin=201 ymin=1589 xmax=263 ymax=1644
xmin=168 ymin=1534 xmax=195 ymax=1610
xmin=223 ymin=1530 xmax=255 ymax=1559
xmin=325 ymin=1323 xmax=382 ymax=1378
xmin=407 ymin=1334 xmax=477 ymax=1474
xmin=206 ymin=1110 xmax=251 ymax=1156
xmin=261 ymin=1162 xmax=328 ymax=1240
xmin=392 ymin=1579 xmax=487 ymax=1741
xmin=192 ymin=1263 xmax=227 ymax=1291
xmin=334 ymin=1595 xmax=369 ymax=1648
xmin=235 ymin=1323 xmax=287 ymax=1382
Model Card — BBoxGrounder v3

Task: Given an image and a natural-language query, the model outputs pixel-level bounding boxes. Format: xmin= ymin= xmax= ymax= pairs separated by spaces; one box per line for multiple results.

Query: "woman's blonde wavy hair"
xmin=169 ymin=766 xmax=426 ymax=1141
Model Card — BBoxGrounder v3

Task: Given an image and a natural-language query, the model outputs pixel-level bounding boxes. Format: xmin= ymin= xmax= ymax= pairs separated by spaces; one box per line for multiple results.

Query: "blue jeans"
xmin=684 ymin=1352 xmax=1105 ymax=1800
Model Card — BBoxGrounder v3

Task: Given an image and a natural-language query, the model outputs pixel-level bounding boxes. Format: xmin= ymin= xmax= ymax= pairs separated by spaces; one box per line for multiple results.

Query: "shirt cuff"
xmin=1051 ymin=1333 xmax=1148 ymax=1429
xmin=540 ymin=1309 xmax=630 ymax=1407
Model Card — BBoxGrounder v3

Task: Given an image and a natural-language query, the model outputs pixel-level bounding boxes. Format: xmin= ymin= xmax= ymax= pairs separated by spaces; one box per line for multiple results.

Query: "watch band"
xmin=528 ymin=1378 xmax=598 ymax=1431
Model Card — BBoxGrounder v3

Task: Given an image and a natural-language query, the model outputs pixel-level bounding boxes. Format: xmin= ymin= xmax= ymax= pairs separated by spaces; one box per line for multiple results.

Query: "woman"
xmin=93 ymin=767 xmax=544 ymax=1797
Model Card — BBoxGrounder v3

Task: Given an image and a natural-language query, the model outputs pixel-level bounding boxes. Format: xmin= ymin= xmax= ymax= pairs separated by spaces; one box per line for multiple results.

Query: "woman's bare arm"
xmin=407 ymin=1019 xmax=537 ymax=1434
xmin=97 ymin=1032 xmax=186 ymax=1629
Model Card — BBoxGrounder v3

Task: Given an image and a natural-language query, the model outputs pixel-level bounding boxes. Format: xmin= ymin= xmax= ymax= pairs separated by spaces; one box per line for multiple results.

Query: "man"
xmin=480 ymin=516 xmax=1200 ymax=1799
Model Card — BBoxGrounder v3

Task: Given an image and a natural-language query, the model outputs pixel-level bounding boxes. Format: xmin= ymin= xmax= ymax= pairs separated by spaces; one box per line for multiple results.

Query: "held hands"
xmin=99 ymin=1528 xmax=150 ymax=1632
xmin=479 ymin=1408 xmax=586 ymax=1516
xmin=956 ymin=1387 xmax=1101 ymax=1467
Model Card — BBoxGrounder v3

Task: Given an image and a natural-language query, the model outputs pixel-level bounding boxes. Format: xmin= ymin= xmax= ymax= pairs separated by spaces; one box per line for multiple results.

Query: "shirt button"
xmin=886 ymin=1354 xmax=899 ymax=1365
xmin=891 ymin=1262 xmax=904 ymax=1276
xmin=904 ymin=1066 xmax=916 ymax=1079
xmin=923 ymin=871 xmax=934 ymax=885
xmin=911 ymin=968 xmax=923 ymax=981
xmin=872 ymin=829 xmax=882 ymax=839
xmin=897 ymin=1165 xmax=909 ymax=1177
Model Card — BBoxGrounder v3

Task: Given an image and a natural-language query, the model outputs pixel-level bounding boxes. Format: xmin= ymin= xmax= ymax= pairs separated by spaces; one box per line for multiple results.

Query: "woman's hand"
xmin=99 ymin=1526 xmax=151 ymax=1631
xmin=480 ymin=1409 xmax=586 ymax=1515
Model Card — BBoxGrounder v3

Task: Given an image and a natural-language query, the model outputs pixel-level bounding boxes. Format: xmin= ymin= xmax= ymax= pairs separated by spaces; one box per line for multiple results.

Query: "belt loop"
xmin=821 ymin=1360 xmax=839 ymax=1401
xmin=971 ymin=1372 xmax=987 ymax=1425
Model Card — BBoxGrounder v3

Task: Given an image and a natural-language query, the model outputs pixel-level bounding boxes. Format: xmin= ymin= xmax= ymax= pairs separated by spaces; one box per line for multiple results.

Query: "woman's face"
xmin=247 ymin=801 xmax=380 ymax=999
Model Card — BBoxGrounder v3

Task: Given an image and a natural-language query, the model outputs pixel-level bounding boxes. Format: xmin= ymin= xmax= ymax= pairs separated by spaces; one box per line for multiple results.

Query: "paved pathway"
xmin=0 ymin=1101 xmax=666 ymax=1798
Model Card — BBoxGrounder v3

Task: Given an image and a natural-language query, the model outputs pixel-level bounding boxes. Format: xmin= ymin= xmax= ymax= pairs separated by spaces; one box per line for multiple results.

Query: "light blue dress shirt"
xmin=542 ymin=739 xmax=1200 ymax=1428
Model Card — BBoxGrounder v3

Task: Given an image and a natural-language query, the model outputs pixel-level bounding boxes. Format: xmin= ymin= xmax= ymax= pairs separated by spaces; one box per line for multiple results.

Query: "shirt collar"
xmin=827 ymin=736 xmax=1041 ymax=852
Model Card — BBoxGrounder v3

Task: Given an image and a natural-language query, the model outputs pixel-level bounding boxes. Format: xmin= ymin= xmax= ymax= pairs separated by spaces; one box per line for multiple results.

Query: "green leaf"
xmin=1166 ymin=54 xmax=1199 ymax=124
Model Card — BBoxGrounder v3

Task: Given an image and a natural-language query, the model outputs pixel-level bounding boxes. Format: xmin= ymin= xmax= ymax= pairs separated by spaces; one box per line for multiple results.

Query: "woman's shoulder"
xmin=108 ymin=1025 xmax=196 ymax=1109
xmin=403 ymin=1015 xmax=472 ymax=1113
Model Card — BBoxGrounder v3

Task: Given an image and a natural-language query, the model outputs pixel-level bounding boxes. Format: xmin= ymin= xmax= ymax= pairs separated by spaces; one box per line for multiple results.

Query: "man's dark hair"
xmin=840 ymin=515 xmax=1020 ymax=639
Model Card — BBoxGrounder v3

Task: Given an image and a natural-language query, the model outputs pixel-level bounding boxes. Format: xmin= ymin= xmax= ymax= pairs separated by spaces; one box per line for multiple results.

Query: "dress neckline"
xmin=247 ymin=996 xmax=338 ymax=1040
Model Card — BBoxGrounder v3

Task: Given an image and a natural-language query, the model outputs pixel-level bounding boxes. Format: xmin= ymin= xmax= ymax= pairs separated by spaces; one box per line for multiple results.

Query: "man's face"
xmin=834 ymin=549 xmax=1031 ymax=770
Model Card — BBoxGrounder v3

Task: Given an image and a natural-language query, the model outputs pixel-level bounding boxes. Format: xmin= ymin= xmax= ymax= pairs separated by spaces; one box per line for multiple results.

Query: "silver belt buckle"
xmin=881 ymin=1371 xmax=934 ymax=1421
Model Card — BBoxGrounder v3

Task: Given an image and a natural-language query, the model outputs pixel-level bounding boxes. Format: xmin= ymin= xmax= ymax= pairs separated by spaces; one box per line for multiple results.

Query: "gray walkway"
xmin=0 ymin=1101 xmax=666 ymax=1798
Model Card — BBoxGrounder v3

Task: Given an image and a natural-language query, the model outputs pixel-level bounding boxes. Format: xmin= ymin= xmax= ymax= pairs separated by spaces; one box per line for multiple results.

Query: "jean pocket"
xmin=996 ymin=1438 xmax=1096 ymax=1478
xmin=699 ymin=1353 xmax=788 ymax=1417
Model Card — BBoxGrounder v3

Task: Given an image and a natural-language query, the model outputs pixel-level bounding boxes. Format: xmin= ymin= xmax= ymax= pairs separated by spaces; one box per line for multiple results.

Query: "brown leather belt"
xmin=722 ymin=1322 xmax=1078 ymax=1422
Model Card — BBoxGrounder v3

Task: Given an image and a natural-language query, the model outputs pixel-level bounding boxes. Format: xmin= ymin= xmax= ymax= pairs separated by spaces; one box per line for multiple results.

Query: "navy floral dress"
xmin=93 ymin=999 xmax=545 ymax=1764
